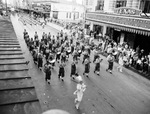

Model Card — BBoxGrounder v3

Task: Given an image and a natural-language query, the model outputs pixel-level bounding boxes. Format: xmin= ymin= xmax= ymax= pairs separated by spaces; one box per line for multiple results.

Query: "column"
xmin=126 ymin=0 xmax=133 ymax=7
xmin=102 ymin=25 xmax=107 ymax=37
xmin=120 ymin=33 xmax=125 ymax=45
xmin=50 ymin=11 xmax=53 ymax=18
xmin=90 ymin=22 xmax=94 ymax=31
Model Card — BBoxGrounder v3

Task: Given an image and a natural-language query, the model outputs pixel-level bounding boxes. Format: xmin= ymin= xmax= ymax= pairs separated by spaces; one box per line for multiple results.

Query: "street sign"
xmin=114 ymin=7 xmax=142 ymax=16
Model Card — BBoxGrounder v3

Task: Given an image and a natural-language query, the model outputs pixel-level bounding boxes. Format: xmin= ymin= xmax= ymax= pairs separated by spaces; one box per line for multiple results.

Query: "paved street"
xmin=11 ymin=14 xmax=150 ymax=114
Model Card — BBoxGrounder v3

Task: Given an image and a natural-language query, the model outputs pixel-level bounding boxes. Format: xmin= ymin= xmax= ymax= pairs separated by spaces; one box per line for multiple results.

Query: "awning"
xmin=87 ymin=19 xmax=150 ymax=36
xmin=109 ymin=25 xmax=150 ymax=36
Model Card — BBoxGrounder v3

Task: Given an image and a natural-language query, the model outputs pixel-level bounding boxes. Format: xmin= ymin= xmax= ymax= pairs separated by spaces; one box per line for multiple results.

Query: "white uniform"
xmin=75 ymin=83 xmax=86 ymax=101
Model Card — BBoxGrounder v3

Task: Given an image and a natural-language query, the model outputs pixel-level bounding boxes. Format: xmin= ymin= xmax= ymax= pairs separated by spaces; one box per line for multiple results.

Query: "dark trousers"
xmin=108 ymin=62 xmax=113 ymax=70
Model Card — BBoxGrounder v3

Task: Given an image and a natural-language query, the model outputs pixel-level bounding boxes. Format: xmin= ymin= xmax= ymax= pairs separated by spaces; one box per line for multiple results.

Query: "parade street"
xmin=11 ymin=14 xmax=150 ymax=114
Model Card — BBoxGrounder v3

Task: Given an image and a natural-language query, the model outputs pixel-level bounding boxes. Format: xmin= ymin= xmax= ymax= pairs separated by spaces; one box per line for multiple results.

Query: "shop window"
xmin=96 ymin=0 xmax=104 ymax=11
xmin=115 ymin=0 xmax=127 ymax=8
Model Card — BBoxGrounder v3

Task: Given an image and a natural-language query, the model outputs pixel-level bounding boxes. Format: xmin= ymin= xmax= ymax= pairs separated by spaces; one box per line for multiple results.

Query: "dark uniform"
xmin=70 ymin=62 xmax=76 ymax=77
xmin=58 ymin=63 xmax=65 ymax=81
xmin=44 ymin=63 xmax=51 ymax=84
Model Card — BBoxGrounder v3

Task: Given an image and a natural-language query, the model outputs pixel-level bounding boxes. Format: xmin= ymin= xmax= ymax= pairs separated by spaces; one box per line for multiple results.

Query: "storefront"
xmin=86 ymin=7 xmax=150 ymax=53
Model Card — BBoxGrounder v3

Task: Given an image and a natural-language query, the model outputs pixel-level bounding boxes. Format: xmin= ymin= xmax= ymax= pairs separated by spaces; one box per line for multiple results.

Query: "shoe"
xmin=94 ymin=71 xmax=95 ymax=73
xmin=48 ymin=82 xmax=50 ymax=84
xmin=75 ymin=105 xmax=79 ymax=110
xmin=109 ymin=71 xmax=112 ymax=74
xmin=74 ymin=98 xmax=77 ymax=103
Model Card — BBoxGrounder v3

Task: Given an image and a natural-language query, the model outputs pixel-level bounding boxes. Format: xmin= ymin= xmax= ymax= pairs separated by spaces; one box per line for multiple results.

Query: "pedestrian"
xmin=83 ymin=58 xmax=90 ymax=77
xmin=58 ymin=62 xmax=65 ymax=81
xmin=74 ymin=75 xmax=86 ymax=110
xmin=37 ymin=51 xmax=43 ymax=70
xmin=94 ymin=56 xmax=103 ymax=75
xmin=23 ymin=29 xmax=27 ymax=39
xmin=44 ymin=61 xmax=51 ymax=84
xmin=70 ymin=61 xmax=76 ymax=78
xmin=117 ymin=54 xmax=124 ymax=72
xmin=106 ymin=53 xmax=115 ymax=74
xmin=32 ymin=47 xmax=38 ymax=64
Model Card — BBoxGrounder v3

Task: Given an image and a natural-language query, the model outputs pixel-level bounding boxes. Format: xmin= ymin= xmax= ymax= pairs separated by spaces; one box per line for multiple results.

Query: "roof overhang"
xmin=86 ymin=12 xmax=150 ymax=36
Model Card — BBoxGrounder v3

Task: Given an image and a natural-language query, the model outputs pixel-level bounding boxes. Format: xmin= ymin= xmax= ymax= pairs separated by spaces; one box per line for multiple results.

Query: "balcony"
xmin=85 ymin=11 xmax=150 ymax=35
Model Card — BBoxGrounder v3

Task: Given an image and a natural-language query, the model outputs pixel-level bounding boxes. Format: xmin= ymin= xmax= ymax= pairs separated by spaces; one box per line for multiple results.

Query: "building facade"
xmin=31 ymin=0 xmax=85 ymax=23
xmin=85 ymin=0 xmax=150 ymax=53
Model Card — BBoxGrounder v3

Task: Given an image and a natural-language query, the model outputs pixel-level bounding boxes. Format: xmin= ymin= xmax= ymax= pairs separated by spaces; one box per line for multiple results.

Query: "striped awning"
xmin=109 ymin=25 xmax=150 ymax=36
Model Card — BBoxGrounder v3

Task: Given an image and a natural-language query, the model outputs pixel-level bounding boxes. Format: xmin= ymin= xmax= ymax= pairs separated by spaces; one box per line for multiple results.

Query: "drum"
xmin=50 ymin=59 xmax=56 ymax=63
xmin=78 ymin=50 xmax=81 ymax=53
xmin=57 ymin=52 xmax=61 ymax=55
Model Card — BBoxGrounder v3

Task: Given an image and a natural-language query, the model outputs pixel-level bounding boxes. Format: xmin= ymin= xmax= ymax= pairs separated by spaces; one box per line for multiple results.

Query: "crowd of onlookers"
xmin=96 ymin=36 xmax=150 ymax=76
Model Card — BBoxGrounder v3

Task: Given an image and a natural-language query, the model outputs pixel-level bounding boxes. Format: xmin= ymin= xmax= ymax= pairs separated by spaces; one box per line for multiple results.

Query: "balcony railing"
xmin=86 ymin=12 xmax=150 ymax=32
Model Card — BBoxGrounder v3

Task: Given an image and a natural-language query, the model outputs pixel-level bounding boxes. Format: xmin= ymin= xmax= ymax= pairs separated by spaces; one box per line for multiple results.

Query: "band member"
xmin=58 ymin=62 xmax=65 ymax=81
xmin=66 ymin=47 xmax=71 ymax=59
xmin=70 ymin=35 xmax=73 ymax=45
xmin=106 ymin=53 xmax=115 ymax=74
xmin=73 ymin=50 xmax=78 ymax=63
xmin=93 ymin=48 xmax=99 ymax=63
xmin=83 ymin=58 xmax=90 ymax=77
xmin=48 ymin=52 xmax=55 ymax=68
xmin=37 ymin=51 xmax=43 ymax=70
xmin=71 ymin=44 xmax=75 ymax=54
xmin=74 ymin=75 xmax=86 ymax=109
xmin=82 ymin=50 xmax=89 ymax=64
xmin=56 ymin=48 xmax=61 ymax=63
xmin=61 ymin=51 xmax=66 ymax=63
xmin=77 ymin=47 xmax=82 ymax=58
xmin=44 ymin=61 xmax=51 ymax=84
xmin=70 ymin=61 xmax=76 ymax=78
xmin=94 ymin=56 xmax=103 ymax=75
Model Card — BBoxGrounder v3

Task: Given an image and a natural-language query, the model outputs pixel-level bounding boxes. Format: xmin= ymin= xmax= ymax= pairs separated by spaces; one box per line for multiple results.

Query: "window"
xmin=143 ymin=0 xmax=150 ymax=13
xmin=74 ymin=12 xmax=79 ymax=19
xmin=66 ymin=12 xmax=68 ymax=18
xmin=115 ymin=0 xmax=127 ymax=8
xmin=53 ymin=11 xmax=58 ymax=19
xmin=96 ymin=0 xmax=104 ymax=11
xmin=69 ymin=12 xmax=71 ymax=18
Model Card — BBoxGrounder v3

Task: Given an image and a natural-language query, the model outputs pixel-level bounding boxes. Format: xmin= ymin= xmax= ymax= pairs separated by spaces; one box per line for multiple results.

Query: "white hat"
xmin=76 ymin=75 xmax=83 ymax=82
xmin=42 ymin=109 xmax=70 ymax=114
